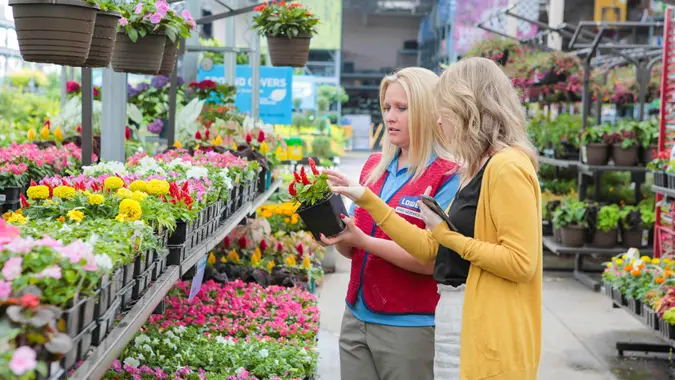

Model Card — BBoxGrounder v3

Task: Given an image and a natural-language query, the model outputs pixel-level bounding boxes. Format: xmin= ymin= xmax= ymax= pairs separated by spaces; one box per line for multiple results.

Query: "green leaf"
xmin=128 ymin=28 xmax=139 ymax=42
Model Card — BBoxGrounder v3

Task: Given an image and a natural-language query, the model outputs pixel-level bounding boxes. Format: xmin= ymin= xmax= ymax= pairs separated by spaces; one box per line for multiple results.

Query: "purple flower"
xmin=0 ymin=280 xmax=11 ymax=299
xmin=136 ymin=83 xmax=150 ymax=92
xmin=150 ymin=12 xmax=162 ymax=24
xmin=151 ymin=75 xmax=169 ymax=89
xmin=177 ymin=76 xmax=185 ymax=86
xmin=134 ymin=4 xmax=143 ymax=14
xmin=127 ymin=84 xmax=139 ymax=98
xmin=148 ymin=119 xmax=164 ymax=135
xmin=119 ymin=17 xmax=129 ymax=27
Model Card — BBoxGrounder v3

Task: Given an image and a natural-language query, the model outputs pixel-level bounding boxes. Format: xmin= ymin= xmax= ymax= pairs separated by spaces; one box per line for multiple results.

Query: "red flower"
xmin=44 ymin=120 xmax=50 ymax=130
xmin=20 ymin=193 xmax=29 ymax=208
xmin=260 ymin=239 xmax=269 ymax=251
xmin=189 ymin=81 xmax=199 ymax=88
xmin=76 ymin=125 xmax=82 ymax=134
xmin=125 ymin=126 xmax=131 ymax=140
xmin=195 ymin=130 xmax=203 ymax=140
xmin=66 ymin=81 xmax=80 ymax=94
xmin=205 ymin=129 xmax=210 ymax=139
xmin=297 ymin=243 xmax=304 ymax=257
xmin=238 ymin=236 xmax=247 ymax=249
xmin=276 ymin=242 xmax=283 ymax=252
xmin=308 ymin=157 xmax=319 ymax=175
xmin=30 ymin=180 xmax=37 ymax=187
xmin=245 ymin=133 xmax=252 ymax=145
xmin=20 ymin=293 xmax=40 ymax=309
xmin=300 ymin=166 xmax=311 ymax=185
xmin=288 ymin=181 xmax=297 ymax=196
xmin=257 ymin=130 xmax=265 ymax=143
xmin=293 ymin=171 xmax=302 ymax=182
xmin=223 ymin=236 xmax=230 ymax=249
xmin=93 ymin=86 xmax=101 ymax=98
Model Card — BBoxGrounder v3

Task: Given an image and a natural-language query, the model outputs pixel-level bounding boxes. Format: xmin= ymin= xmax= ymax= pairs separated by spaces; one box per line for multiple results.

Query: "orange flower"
xmin=638 ymin=263 xmax=646 ymax=269
xmin=624 ymin=264 xmax=633 ymax=272
xmin=665 ymin=265 xmax=671 ymax=271
xmin=57 ymin=216 xmax=65 ymax=223
xmin=656 ymin=277 xmax=666 ymax=284
xmin=666 ymin=270 xmax=674 ymax=277
xmin=631 ymin=269 xmax=641 ymax=276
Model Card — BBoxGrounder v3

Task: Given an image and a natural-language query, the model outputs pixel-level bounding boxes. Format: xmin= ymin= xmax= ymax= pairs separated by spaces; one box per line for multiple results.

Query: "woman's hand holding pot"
xmin=319 ymin=214 xmax=367 ymax=248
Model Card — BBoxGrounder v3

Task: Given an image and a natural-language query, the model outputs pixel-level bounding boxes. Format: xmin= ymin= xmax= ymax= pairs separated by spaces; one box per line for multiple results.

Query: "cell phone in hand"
xmin=420 ymin=195 xmax=457 ymax=231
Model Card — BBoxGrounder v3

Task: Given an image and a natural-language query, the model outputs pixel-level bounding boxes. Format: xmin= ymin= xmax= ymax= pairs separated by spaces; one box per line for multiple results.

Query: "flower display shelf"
xmin=652 ymin=185 xmax=675 ymax=198
xmin=251 ymin=178 xmax=282 ymax=211
xmin=68 ymin=182 xmax=280 ymax=379
xmin=542 ymin=236 xmax=654 ymax=291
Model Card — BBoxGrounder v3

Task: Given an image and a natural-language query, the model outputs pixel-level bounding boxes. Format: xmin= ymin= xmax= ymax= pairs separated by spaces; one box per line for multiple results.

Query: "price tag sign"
xmin=188 ymin=256 xmax=208 ymax=303
xmin=581 ymin=145 xmax=588 ymax=163
xmin=670 ymin=144 xmax=675 ymax=161
xmin=642 ymin=230 xmax=650 ymax=247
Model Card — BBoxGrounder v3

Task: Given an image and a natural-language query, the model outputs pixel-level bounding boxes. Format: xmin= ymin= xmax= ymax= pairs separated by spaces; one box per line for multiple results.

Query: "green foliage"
xmin=597 ymin=204 xmax=620 ymax=232
xmin=579 ymin=124 xmax=610 ymax=145
xmin=552 ymin=199 xmax=587 ymax=228
xmin=311 ymin=136 xmax=332 ymax=159
xmin=118 ymin=1 xmax=194 ymax=43
xmin=252 ymin=1 xmax=320 ymax=38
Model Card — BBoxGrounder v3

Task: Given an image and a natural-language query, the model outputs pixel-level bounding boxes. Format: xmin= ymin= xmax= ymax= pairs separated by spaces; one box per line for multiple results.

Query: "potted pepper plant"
xmin=579 ymin=124 xmax=611 ymax=165
xmin=288 ymin=158 xmax=347 ymax=240
xmin=593 ymin=204 xmax=620 ymax=248
xmin=552 ymin=199 xmax=588 ymax=247
xmin=252 ymin=1 xmax=320 ymax=67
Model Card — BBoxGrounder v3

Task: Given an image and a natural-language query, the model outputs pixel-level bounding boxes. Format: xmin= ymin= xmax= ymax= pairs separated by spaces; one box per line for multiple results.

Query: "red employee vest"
xmin=346 ymin=153 xmax=459 ymax=314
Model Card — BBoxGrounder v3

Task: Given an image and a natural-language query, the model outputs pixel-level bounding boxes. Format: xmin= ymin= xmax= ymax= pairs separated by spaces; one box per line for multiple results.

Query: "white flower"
xmin=168 ymin=158 xmax=192 ymax=170
xmin=259 ymin=349 xmax=269 ymax=358
xmin=137 ymin=353 xmax=145 ymax=361
xmin=186 ymin=166 xmax=208 ymax=179
xmin=243 ymin=116 xmax=255 ymax=131
xmin=83 ymin=161 xmax=127 ymax=176
xmin=95 ymin=254 xmax=113 ymax=272
xmin=174 ymin=325 xmax=187 ymax=334
xmin=142 ymin=344 xmax=154 ymax=355
xmin=123 ymin=357 xmax=140 ymax=368
xmin=216 ymin=336 xmax=234 ymax=346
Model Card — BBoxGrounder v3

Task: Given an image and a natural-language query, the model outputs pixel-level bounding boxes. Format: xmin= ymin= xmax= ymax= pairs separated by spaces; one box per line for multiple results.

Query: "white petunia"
xmin=186 ymin=166 xmax=208 ymax=179
xmin=259 ymin=349 xmax=269 ymax=359
xmin=95 ymin=254 xmax=113 ymax=272
xmin=123 ymin=357 xmax=140 ymax=368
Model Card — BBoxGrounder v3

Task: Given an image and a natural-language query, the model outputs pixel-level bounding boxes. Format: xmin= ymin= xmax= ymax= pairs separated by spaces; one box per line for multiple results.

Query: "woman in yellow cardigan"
xmin=323 ymin=57 xmax=542 ymax=379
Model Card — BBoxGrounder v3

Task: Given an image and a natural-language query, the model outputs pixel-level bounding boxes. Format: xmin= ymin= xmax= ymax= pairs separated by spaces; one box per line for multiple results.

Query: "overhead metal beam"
xmin=195 ymin=3 xmax=260 ymax=25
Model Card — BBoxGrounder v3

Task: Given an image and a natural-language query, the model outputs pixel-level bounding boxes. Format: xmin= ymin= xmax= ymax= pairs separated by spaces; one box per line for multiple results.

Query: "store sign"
xmin=198 ymin=64 xmax=293 ymax=125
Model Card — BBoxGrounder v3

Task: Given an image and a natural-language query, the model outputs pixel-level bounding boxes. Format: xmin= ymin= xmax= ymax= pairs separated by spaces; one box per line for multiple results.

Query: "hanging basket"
xmin=266 ymin=34 xmax=311 ymax=67
xmin=9 ymin=0 xmax=98 ymax=66
xmin=158 ymin=38 xmax=179 ymax=76
xmin=82 ymin=10 xmax=121 ymax=68
xmin=111 ymin=33 xmax=166 ymax=75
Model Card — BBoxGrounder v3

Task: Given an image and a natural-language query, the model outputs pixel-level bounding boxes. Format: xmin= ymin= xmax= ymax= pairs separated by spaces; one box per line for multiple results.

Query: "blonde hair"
xmin=436 ymin=57 xmax=537 ymax=177
xmin=366 ymin=67 xmax=454 ymax=185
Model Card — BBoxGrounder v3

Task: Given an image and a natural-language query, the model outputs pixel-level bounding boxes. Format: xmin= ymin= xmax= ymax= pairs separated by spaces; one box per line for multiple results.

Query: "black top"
xmin=433 ymin=160 xmax=489 ymax=286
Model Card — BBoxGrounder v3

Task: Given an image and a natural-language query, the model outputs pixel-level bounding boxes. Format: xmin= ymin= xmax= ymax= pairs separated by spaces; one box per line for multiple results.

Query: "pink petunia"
xmin=150 ymin=12 xmax=163 ymax=24
xmin=0 ymin=280 xmax=11 ymax=299
xmin=9 ymin=346 xmax=37 ymax=376
xmin=134 ymin=3 xmax=143 ymax=14
xmin=0 ymin=219 xmax=21 ymax=247
xmin=2 ymin=257 xmax=22 ymax=281
xmin=119 ymin=17 xmax=129 ymax=27
xmin=35 ymin=265 xmax=62 ymax=280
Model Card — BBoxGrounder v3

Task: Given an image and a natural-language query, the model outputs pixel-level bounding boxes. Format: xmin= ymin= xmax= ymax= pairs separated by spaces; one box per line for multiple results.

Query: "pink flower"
xmin=0 ymin=280 xmax=11 ymax=299
xmin=38 ymin=235 xmax=62 ymax=248
xmin=134 ymin=3 xmax=143 ymax=14
xmin=155 ymin=1 xmax=170 ymax=15
xmin=150 ymin=12 xmax=163 ymax=24
xmin=0 ymin=219 xmax=21 ymax=247
xmin=57 ymin=240 xmax=92 ymax=265
xmin=2 ymin=257 xmax=22 ymax=281
xmin=35 ymin=265 xmax=62 ymax=280
xmin=9 ymin=346 xmax=37 ymax=376
xmin=4 ymin=238 xmax=36 ymax=254
xmin=181 ymin=9 xmax=193 ymax=21
xmin=81 ymin=252 xmax=98 ymax=272
xmin=119 ymin=17 xmax=129 ymax=27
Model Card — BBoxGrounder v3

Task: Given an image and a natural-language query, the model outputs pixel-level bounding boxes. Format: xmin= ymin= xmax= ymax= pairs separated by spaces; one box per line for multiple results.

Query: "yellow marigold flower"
xmin=39 ymin=125 xmax=49 ymax=140
xmin=285 ymin=256 xmax=297 ymax=267
xmin=207 ymin=252 xmax=216 ymax=265
xmin=104 ymin=176 xmax=124 ymax=190
xmin=606 ymin=262 xmax=613 ymax=268
xmin=27 ymin=185 xmax=50 ymax=200
xmin=284 ymin=217 xmax=291 ymax=223
xmin=260 ymin=141 xmax=270 ymax=155
xmin=2 ymin=211 xmax=10 ymax=221
xmin=227 ymin=249 xmax=240 ymax=264
xmin=57 ymin=216 xmax=65 ymax=223
xmin=54 ymin=127 xmax=64 ymax=142
xmin=117 ymin=199 xmax=142 ymax=221
xmin=53 ymin=185 xmax=76 ymax=199
xmin=27 ymin=128 xmax=36 ymax=140
xmin=88 ymin=194 xmax=104 ymax=205
xmin=291 ymin=214 xmax=299 ymax=225
xmin=615 ymin=258 xmax=623 ymax=265
xmin=302 ymin=256 xmax=311 ymax=270
xmin=129 ymin=180 xmax=147 ymax=192
xmin=267 ymin=260 xmax=275 ymax=272
xmin=132 ymin=191 xmax=148 ymax=201
xmin=641 ymin=255 xmax=651 ymax=262
xmin=116 ymin=188 xmax=133 ymax=199
xmin=212 ymin=135 xmax=223 ymax=146
xmin=66 ymin=209 xmax=84 ymax=223
xmin=652 ymin=258 xmax=660 ymax=265
xmin=262 ymin=210 xmax=273 ymax=219
xmin=146 ymin=179 xmax=170 ymax=195
xmin=285 ymin=209 xmax=293 ymax=216
xmin=174 ymin=140 xmax=182 ymax=149
xmin=7 ymin=212 xmax=26 ymax=225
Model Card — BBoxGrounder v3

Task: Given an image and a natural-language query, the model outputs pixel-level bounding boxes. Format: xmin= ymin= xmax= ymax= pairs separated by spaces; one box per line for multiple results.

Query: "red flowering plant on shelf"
xmin=65 ymin=80 xmax=101 ymax=101
xmin=287 ymin=158 xmax=347 ymax=240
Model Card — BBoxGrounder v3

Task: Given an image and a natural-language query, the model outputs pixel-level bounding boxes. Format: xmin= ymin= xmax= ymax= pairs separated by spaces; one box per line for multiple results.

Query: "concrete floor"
xmin=315 ymin=152 xmax=674 ymax=380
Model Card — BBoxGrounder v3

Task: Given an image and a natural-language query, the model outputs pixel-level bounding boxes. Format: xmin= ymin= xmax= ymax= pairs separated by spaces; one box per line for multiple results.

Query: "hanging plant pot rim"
xmin=265 ymin=33 xmax=313 ymax=39
xmin=98 ymin=10 xmax=121 ymax=17
xmin=116 ymin=31 xmax=166 ymax=39
xmin=9 ymin=0 xmax=99 ymax=8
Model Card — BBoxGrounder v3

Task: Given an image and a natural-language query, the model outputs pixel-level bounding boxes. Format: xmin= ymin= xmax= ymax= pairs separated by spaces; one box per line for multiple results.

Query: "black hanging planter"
xmin=296 ymin=193 xmax=348 ymax=240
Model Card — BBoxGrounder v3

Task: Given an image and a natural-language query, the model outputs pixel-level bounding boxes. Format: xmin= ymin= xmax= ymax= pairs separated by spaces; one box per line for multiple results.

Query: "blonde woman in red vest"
xmin=325 ymin=58 xmax=543 ymax=380
xmin=319 ymin=67 xmax=460 ymax=380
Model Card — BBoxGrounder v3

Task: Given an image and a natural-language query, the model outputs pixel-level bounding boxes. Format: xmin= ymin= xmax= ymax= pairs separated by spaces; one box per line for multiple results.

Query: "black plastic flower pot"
xmin=132 ymin=253 xmax=144 ymax=278
xmin=62 ymin=321 xmax=96 ymax=371
xmin=297 ymin=193 xmax=348 ymax=240
xmin=144 ymin=249 xmax=156 ymax=272
xmin=132 ymin=268 xmax=151 ymax=300
xmin=654 ymin=171 xmax=666 ymax=187
xmin=152 ymin=251 xmax=168 ymax=281
xmin=169 ymin=220 xmax=189 ymax=245
xmin=167 ymin=245 xmax=188 ymax=266
xmin=236 ymin=184 xmax=244 ymax=208
xmin=60 ymin=297 xmax=86 ymax=337
xmin=78 ymin=293 xmax=97 ymax=331
xmin=611 ymin=287 xmax=627 ymax=306
xmin=257 ymin=169 xmax=267 ymax=194
xmin=92 ymin=297 xmax=120 ymax=346
xmin=643 ymin=304 xmax=660 ymax=331
xmin=110 ymin=268 xmax=123 ymax=299
xmin=122 ymin=262 xmax=135 ymax=287
xmin=660 ymin=319 xmax=675 ymax=340
xmin=1 ymin=200 xmax=20 ymax=213
xmin=603 ymin=281 xmax=613 ymax=298
xmin=94 ymin=281 xmax=111 ymax=320
xmin=669 ymin=173 xmax=675 ymax=189
xmin=118 ymin=279 xmax=136 ymax=311
xmin=628 ymin=298 xmax=642 ymax=316
xmin=0 ymin=186 xmax=21 ymax=202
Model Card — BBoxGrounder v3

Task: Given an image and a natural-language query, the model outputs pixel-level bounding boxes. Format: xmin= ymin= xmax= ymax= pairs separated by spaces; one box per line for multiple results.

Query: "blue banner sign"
xmin=198 ymin=64 xmax=293 ymax=125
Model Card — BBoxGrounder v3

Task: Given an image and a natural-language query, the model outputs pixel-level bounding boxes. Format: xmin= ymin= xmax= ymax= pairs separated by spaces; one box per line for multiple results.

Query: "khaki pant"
xmin=339 ymin=307 xmax=435 ymax=380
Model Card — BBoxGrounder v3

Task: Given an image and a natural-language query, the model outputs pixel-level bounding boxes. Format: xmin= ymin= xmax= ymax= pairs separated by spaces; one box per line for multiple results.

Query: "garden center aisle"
xmin=316 ymin=153 xmax=673 ymax=380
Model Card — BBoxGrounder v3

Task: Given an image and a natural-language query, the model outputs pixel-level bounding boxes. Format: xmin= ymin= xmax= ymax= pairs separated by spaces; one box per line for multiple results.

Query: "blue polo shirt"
xmin=347 ymin=154 xmax=460 ymax=327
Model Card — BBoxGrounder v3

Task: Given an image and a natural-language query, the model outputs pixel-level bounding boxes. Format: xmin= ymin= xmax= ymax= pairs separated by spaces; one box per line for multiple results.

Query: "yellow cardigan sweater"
xmin=355 ymin=148 xmax=542 ymax=380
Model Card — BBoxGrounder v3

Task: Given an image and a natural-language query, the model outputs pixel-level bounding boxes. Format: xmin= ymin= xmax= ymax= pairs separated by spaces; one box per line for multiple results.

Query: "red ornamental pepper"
xmin=288 ymin=181 xmax=297 ymax=196
xmin=125 ymin=126 xmax=131 ymax=140
xmin=257 ymin=129 xmax=265 ymax=143
xmin=245 ymin=133 xmax=253 ymax=145
xmin=300 ymin=167 xmax=311 ymax=185
xmin=238 ymin=236 xmax=247 ymax=249
xmin=205 ymin=129 xmax=210 ymax=139
xmin=308 ymin=157 xmax=319 ymax=175
xmin=297 ymin=243 xmax=304 ymax=256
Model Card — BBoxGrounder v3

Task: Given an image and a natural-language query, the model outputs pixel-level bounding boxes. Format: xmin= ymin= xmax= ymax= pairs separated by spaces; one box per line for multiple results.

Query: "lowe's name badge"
xmin=395 ymin=196 xmax=422 ymax=219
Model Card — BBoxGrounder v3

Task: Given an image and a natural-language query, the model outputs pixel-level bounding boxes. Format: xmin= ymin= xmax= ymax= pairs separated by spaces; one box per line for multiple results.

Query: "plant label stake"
xmin=188 ymin=256 xmax=208 ymax=303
